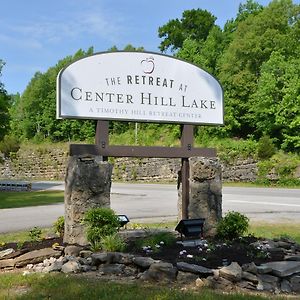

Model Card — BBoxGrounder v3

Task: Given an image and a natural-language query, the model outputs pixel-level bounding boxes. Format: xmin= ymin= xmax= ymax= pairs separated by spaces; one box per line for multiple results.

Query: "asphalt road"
xmin=0 ymin=182 xmax=299 ymax=233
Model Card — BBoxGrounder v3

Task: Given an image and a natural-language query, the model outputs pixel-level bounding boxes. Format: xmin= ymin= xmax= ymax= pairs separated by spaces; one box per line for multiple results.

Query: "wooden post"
xmin=180 ymin=125 xmax=193 ymax=219
xmin=95 ymin=120 xmax=109 ymax=161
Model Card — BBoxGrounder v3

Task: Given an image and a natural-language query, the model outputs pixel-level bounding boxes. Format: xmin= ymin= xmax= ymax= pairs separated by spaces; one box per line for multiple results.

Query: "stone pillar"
xmin=178 ymin=157 xmax=222 ymax=237
xmin=64 ymin=156 xmax=113 ymax=245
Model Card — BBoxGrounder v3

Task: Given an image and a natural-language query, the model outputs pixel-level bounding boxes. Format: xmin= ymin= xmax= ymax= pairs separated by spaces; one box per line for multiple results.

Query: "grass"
xmin=0 ymin=273 xmax=290 ymax=300
xmin=0 ymin=228 xmax=53 ymax=244
xmin=0 ymin=191 xmax=64 ymax=209
xmin=249 ymin=222 xmax=300 ymax=244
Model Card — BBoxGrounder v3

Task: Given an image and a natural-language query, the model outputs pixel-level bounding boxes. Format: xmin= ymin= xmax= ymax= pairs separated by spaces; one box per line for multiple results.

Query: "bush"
xmin=216 ymin=211 xmax=249 ymax=240
xmin=257 ymin=135 xmax=276 ymax=160
xmin=53 ymin=216 xmax=64 ymax=237
xmin=28 ymin=227 xmax=42 ymax=242
xmin=0 ymin=135 xmax=20 ymax=158
xmin=83 ymin=208 xmax=120 ymax=246
xmin=99 ymin=233 xmax=126 ymax=252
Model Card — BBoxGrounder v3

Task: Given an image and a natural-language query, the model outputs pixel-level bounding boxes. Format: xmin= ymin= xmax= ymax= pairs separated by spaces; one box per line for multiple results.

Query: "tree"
xmin=0 ymin=60 xmax=11 ymax=140
xmin=218 ymin=0 xmax=300 ymax=138
xmin=158 ymin=9 xmax=216 ymax=52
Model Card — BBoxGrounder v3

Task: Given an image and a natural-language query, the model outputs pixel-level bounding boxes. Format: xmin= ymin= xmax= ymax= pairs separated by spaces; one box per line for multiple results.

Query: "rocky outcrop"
xmin=177 ymin=157 xmax=222 ymax=237
xmin=64 ymin=156 xmax=113 ymax=245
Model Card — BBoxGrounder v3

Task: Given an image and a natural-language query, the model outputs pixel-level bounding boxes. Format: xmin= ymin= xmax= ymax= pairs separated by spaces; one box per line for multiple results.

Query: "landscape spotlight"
xmin=175 ymin=218 xmax=205 ymax=240
xmin=118 ymin=215 xmax=130 ymax=227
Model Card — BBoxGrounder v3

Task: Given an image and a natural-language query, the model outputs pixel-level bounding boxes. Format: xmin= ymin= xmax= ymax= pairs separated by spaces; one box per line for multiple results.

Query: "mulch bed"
xmin=1 ymin=235 xmax=277 ymax=269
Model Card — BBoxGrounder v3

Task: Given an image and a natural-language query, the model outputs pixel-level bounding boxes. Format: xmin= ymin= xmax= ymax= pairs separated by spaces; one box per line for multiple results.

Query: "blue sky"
xmin=0 ymin=0 xmax=297 ymax=95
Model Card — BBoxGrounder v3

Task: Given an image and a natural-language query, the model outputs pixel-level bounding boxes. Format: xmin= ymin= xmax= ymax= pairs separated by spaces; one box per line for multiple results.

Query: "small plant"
xmin=28 ymin=226 xmax=42 ymax=242
xmin=257 ymin=135 xmax=276 ymax=160
xmin=17 ymin=241 xmax=25 ymax=250
xmin=99 ymin=233 xmax=126 ymax=252
xmin=53 ymin=216 xmax=64 ymax=237
xmin=83 ymin=207 xmax=120 ymax=246
xmin=216 ymin=211 xmax=249 ymax=240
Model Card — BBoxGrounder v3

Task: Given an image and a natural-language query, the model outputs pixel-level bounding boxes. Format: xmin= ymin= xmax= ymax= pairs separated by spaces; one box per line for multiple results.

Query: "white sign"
xmin=57 ymin=51 xmax=224 ymax=125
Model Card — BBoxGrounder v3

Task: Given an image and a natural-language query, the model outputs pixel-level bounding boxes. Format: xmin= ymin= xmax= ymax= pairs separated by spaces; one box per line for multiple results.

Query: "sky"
xmin=0 ymin=0 xmax=298 ymax=95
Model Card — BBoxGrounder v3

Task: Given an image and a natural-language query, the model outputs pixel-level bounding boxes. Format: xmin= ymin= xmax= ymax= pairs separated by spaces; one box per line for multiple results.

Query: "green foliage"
xmin=158 ymin=9 xmax=216 ymax=52
xmin=257 ymin=151 xmax=300 ymax=185
xmin=216 ymin=211 xmax=249 ymax=240
xmin=53 ymin=216 xmax=64 ymax=237
xmin=0 ymin=135 xmax=20 ymax=158
xmin=257 ymin=135 xmax=276 ymax=160
xmin=28 ymin=226 xmax=42 ymax=242
xmin=99 ymin=233 xmax=126 ymax=252
xmin=83 ymin=208 xmax=120 ymax=246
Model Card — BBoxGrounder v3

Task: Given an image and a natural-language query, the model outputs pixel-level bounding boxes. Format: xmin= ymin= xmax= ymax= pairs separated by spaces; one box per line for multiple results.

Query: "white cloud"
xmin=0 ymin=5 xmax=127 ymax=50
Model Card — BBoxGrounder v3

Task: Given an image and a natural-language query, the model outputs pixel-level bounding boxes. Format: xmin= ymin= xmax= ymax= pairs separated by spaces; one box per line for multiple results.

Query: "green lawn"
xmin=0 ymin=273 xmax=288 ymax=300
xmin=0 ymin=191 xmax=64 ymax=209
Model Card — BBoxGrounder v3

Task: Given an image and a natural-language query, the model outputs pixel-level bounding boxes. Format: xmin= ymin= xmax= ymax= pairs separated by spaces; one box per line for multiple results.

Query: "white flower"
xmin=202 ymin=258 xmax=207 ymax=261
xmin=206 ymin=248 xmax=211 ymax=252
xmin=187 ymin=254 xmax=193 ymax=258
xmin=160 ymin=241 xmax=165 ymax=245
xmin=155 ymin=244 xmax=161 ymax=248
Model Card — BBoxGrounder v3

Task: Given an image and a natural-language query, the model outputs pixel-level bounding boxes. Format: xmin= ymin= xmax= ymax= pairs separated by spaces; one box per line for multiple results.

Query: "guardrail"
xmin=0 ymin=181 xmax=32 ymax=191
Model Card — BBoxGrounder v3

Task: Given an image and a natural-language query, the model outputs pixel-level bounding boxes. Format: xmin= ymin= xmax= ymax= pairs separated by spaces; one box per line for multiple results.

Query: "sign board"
xmin=57 ymin=51 xmax=224 ymax=125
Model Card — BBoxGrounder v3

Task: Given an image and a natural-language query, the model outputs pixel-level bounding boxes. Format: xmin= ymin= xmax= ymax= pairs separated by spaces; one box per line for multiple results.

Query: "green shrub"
xmin=53 ymin=216 xmax=64 ymax=237
xmin=257 ymin=135 xmax=276 ymax=160
xmin=216 ymin=211 xmax=249 ymax=240
xmin=28 ymin=227 xmax=42 ymax=242
xmin=0 ymin=135 xmax=20 ymax=158
xmin=99 ymin=233 xmax=126 ymax=252
xmin=83 ymin=208 xmax=120 ymax=246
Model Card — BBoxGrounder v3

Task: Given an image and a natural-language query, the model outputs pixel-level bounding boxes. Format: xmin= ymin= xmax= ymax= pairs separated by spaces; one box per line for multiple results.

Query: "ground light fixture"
xmin=118 ymin=215 xmax=130 ymax=227
xmin=175 ymin=218 xmax=205 ymax=241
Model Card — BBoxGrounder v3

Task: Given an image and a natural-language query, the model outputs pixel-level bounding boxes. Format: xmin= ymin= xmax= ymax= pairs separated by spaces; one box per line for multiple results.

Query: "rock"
xmin=91 ymin=252 xmax=114 ymax=265
xmin=0 ymin=248 xmax=14 ymax=259
xmin=242 ymin=262 xmax=257 ymax=274
xmin=61 ymin=260 xmax=81 ymax=273
xmin=195 ymin=278 xmax=207 ymax=288
xmin=0 ymin=249 xmax=28 ymax=260
xmin=44 ymin=261 xmax=63 ymax=273
xmin=14 ymin=248 xmax=62 ymax=267
xmin=132 ymin=256 xmax=156 ymax=269
xmin=98 ymin=264 xmax=125 ymax=275
xmin=80 ymin=250 xmax=93 ymax=258
xmin=177 ymin=157 xmax=222 ymax=237
xmin=285 ymin=255 xmax=300 ymax=261
xmin=0 ymin=258 xmax=15 ymax=269
xmin=123 ymin=266 xmax=138 ymax=277
xmin=140 ymin=262 xmax=177 ymax=282
xmin=281 ymin=279 xmax=292 ymax=293
xmin=219 ymin=262 xmax=242 ymax=282
xmin=176 ymin=262 xmax=213 ymax=275
xmin=80 ymin=265 xmax=92 ymax=272
xmin=64 ymin=157 xmax=112 ymax=245
xmin=177 ymin=271 xmax=199 ymax=284
xmin=64 ymin=245 xmax=83 ymax=257
xmin=260 ymin=261 xmax=300 ymax=277
xmin=290 ymin=275 xmax=300 ymax=292
xmin=258 ymin=274 xmax=279 ymax=284
xmin=256 ymin=265 xmax=272 ymax=274
xmin=236 ymin=280 xmax=257 ymax=290
xmin=241 ymin=271 xmax=259 ymax=284
xmin=268 ymin=248 xmax=285 ymax=260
